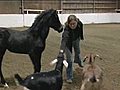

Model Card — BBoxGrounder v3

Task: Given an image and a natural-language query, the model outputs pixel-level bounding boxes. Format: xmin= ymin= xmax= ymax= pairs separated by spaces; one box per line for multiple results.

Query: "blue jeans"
xmin=65 ymin=38 xmax=83 ymax=80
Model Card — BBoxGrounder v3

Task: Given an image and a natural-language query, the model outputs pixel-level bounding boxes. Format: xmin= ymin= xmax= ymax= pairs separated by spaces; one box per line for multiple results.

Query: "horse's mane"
xmin=29 ymin=9 xmax=55 ymax=32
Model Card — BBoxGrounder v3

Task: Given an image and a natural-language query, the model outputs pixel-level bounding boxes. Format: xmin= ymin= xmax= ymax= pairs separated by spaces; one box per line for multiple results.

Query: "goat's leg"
xmin=0 ymin=49 xmax=9 ymax=88
xmin=80 ymin=79 xmax=87 ymax=90
xmin=29 ymin=52 xmax=42 ymax=73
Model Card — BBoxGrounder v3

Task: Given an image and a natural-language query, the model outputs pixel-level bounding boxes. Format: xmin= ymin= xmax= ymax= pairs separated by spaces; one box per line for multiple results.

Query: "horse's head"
xmin=29 ymin=9 xmax=63 ymax=34
xmin=47 ymin=9 xmax=63 ymax=33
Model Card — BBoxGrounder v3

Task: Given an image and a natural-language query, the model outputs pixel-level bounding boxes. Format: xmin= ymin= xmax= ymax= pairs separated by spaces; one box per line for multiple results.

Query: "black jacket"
xmin=60 ymin=20 xmax=84 ymax=52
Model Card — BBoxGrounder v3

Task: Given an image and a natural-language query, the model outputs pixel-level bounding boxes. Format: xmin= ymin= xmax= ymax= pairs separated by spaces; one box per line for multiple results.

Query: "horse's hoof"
xmin=4 ymin=83 xmax=9 ymax=88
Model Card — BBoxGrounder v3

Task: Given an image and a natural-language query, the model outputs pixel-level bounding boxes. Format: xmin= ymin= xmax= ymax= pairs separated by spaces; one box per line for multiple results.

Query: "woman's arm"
xmin=59 ymin=28 xmax=69 ymax=53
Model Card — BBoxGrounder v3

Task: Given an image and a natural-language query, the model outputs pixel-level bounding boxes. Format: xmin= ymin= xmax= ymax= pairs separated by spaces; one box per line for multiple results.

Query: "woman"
xmin=58 ymin=15 xmax=84 ymax=83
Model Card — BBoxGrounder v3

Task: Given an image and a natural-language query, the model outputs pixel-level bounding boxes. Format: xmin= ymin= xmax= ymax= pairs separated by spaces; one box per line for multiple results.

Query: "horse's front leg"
xmin=0 ymin=49 xmax=9 ymax=88
xmin=29 ymin=52 xmax=42 ymax=73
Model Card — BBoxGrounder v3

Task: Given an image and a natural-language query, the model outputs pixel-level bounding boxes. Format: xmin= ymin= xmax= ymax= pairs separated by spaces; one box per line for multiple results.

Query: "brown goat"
xmin=80 ymin=53 xmax=103 ymax=90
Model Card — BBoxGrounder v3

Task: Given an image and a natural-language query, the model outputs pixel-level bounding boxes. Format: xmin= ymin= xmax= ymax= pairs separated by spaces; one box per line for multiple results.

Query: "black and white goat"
xmin=15 ymin=54 xmax=68 ymax=90
xmin=80 ymin=53 xmax=103 ymax=90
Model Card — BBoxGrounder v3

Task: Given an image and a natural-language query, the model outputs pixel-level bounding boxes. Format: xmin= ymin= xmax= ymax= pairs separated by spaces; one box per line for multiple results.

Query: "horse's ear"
xmin=49 ymin=9 xmax=56 ymax=14
xmin=54 ymin=10 xmax=58 ymax=14
xmin=55 ymin=10 xmax=58 ymax=14
xmin=51 ymin=9 xmax=57 ymax=14
xmin=48 ymin=9 xmax=55 ymax=13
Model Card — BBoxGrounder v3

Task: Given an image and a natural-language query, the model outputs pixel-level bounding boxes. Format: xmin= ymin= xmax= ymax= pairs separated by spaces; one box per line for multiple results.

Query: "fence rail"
xmin=24 ymin=9 xmax=62 ymax=14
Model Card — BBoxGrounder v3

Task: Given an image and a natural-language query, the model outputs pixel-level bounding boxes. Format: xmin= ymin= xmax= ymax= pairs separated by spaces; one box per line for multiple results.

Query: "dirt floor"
xmin=0 ymin=24 xmax=120 ymax=90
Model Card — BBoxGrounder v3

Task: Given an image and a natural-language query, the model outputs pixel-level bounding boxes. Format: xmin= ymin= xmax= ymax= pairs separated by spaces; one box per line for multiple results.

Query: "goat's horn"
xmin=83 ymin=56 xmax=88 ymax=62
xmin=50 ymin=59 xmax=58 ymax=65
xmin=63 ymin=60 xmax=68 ymax=68
xmin=95 ymin=54 xmax=102 ymax=60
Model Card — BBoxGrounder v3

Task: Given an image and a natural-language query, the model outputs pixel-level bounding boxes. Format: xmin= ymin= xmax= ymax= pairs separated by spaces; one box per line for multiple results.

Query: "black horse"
xmin=0 ymin=9 xmax=63 ymax=87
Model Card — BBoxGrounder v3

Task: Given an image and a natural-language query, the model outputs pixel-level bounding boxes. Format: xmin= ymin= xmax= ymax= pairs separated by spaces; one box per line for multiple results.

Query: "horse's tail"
xmin=15 ymin=74 xmax=24 ymax=86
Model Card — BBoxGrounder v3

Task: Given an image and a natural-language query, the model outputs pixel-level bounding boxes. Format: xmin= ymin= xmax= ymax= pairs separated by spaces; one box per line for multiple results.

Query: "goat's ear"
xmin=95 ymin=54 xmax=102 ymax=60
xmin=50 ymin=59 xmax=58 ymax=65
xmin=63 ymin=60 xmax=68 ymax=68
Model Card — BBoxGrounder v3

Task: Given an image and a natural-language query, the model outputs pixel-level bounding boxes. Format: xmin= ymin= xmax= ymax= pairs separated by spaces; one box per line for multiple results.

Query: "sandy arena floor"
xmin=0 ymin=24 xmax=120 ymax=90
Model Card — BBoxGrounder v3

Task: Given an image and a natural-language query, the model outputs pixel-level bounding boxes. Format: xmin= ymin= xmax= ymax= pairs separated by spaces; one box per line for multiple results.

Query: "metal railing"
xmin=24 ymin=9 xmax=62 ymax=14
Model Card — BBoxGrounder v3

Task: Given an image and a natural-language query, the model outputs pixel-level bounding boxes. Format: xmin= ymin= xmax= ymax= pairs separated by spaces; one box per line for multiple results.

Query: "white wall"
xmin=0 ymin=13 xmax=120 ymax=27
xmin=59 ymin=13 xmax=120 ymax=24
xmin=24 ymin=14 xmax=37 ymax=27
xmin=0 ymin=14 xmax=23 ymax=27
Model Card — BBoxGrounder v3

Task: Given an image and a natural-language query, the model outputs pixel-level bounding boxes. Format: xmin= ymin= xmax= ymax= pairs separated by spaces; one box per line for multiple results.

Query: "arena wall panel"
xmin=0 ymin=13 xmax=120 ymax=27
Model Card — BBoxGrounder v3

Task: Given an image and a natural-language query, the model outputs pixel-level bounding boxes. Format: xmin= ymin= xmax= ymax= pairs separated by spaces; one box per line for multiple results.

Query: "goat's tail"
xmin=15 ymin=74 xmax=24 ymax=86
